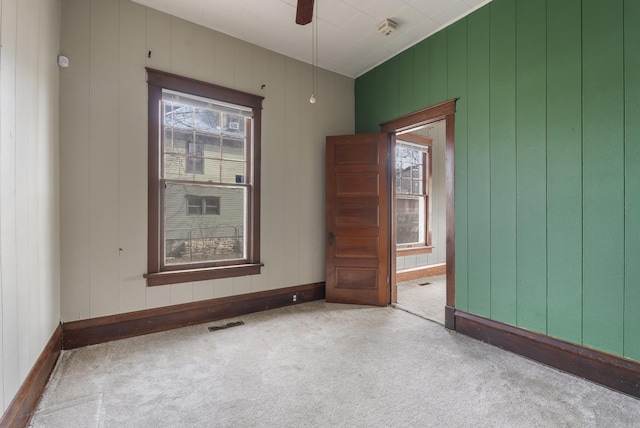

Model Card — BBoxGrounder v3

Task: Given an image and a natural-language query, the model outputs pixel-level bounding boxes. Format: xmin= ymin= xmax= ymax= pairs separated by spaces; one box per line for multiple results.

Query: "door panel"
xmin=326 ymin=133 xmax=389 ymax=306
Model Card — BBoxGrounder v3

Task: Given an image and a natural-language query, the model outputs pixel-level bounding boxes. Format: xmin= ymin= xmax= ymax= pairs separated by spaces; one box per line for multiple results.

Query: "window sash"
xmin=396 ymin=195 xmax=426 ymax=246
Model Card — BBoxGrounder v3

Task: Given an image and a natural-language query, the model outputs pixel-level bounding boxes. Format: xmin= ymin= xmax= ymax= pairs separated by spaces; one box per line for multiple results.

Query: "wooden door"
xmin=326 ymin=133 xmax=389 ymax=306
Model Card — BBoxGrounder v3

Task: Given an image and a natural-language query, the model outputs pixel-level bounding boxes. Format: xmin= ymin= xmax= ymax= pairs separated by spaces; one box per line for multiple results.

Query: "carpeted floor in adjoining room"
xmin=396 ymin=274 xmax=446 ymax=325
xmin=31 ymin=301 xmax=640 ymax=428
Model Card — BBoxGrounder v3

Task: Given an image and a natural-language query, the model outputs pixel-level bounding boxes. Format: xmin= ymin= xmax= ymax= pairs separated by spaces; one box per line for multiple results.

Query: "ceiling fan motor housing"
xmin=296 ymin=0 xmax=315 ymax=25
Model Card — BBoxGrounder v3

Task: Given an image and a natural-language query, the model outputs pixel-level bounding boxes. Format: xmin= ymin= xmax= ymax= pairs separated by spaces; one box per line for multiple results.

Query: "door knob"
xmin=328 ymin=231 xmax=334 ymax=245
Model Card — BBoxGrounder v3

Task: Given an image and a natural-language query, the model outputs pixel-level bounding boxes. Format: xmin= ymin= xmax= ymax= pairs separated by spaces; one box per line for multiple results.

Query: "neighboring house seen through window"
xmin=145 ymin=69 xmax=263 ymax=286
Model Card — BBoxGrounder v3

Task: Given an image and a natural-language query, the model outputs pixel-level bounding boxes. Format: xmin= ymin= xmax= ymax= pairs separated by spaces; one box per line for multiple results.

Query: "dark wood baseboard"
xmin=397 ymin=263 xmax=446 ymax=282
xmin=0 ymin=325 xmax=62 ymax=428
xmin=454 ymin=310 xmax=640 ymax=398
xmin=63 ymin=282 xmax=325 ymax=349
xmin=444 ymin=305 xmax=455 ymax=330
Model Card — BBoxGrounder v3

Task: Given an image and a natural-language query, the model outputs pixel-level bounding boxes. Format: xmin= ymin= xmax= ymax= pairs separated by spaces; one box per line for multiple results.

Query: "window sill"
xmin=144 ymin=263 xmax=263 ymax=287
xmin=397 ymin=246 xmax=433 ymax=256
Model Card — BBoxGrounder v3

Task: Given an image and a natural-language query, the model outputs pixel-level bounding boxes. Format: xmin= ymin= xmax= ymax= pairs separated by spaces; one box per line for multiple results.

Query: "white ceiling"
xmin=131 ymin=0 xmax=491 ymax=78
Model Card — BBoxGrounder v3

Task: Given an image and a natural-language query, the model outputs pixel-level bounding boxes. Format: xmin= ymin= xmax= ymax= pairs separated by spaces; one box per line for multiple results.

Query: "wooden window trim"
xmin=380 ymin=98 xmax=457 ymax=320
xmin=397 ymin=246 xmax=433 ymax=256
xmin=145 ymin=68 xmax=264 ymax=286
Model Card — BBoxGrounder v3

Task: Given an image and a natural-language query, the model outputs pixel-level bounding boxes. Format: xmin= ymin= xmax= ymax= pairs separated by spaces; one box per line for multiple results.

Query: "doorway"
xmin=380 ymin=99 xmax=457 ymax=329
xmin=393 ymin=120 xmax=447 ymax=324
xmin=325 ymin=99 xmax=456 ymax=328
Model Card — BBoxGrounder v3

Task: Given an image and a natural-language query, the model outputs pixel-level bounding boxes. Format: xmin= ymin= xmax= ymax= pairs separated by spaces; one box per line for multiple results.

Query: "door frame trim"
xmin=380 ymin=98 xmax=457 ymax=329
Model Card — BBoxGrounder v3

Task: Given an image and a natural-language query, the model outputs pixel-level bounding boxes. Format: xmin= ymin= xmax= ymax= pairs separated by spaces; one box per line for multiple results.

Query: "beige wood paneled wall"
xmin=0 ymin=0 xmax=61 ymax=413
xmin=59 ymin=0 xmax=354 ymax=322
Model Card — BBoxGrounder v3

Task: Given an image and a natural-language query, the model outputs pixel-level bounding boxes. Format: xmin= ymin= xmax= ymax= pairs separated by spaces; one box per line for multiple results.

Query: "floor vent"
xmin=208 ymin=321 xmax=244 ymax=332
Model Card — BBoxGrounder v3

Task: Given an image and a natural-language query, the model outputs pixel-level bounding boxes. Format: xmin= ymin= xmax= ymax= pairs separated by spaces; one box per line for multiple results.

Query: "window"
xmin=395 ymin=139 xmax=431 ymax=248
xmin=145 ymin=69 xmax=263 ymax=286
xmin=187 ymin=196 xmax=220 ymax=215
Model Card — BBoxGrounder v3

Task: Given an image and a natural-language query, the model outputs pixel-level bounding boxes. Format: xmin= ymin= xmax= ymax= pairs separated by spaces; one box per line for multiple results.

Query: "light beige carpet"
xmin=31 ymin=301 xmax=640 ymax=427
xmin=396 ymin=274 xmax=446 ymax=325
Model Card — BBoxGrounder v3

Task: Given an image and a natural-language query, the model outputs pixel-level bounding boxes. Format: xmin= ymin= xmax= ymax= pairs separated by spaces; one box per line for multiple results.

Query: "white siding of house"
xmin=59 ymin=0 xmax=354 ymax=321
xmin=0 ymin=0 xmax=61 ymax=413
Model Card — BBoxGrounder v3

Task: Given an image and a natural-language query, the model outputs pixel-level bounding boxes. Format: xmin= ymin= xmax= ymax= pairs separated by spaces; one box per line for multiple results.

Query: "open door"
xmin=326 ymin=133 xmax=389 ymax=306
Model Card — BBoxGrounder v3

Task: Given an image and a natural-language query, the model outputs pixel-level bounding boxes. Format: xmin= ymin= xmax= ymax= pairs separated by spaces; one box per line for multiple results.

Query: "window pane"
xmin=202 ymin=158 xmax=222 ymax=182
xmin=224 ymin=113 xmax=245 ymax=133
xmin=396 ymin=196 xmax=425 ymax=246
xmin=400 ymin=178 xmax=411 ymax=194
xmin=195 ymin=108 xmax=220 ymax=132
xmin=186 ymin=196 xmax=202 ymax=215
xmin=164 ymin=102 xmax=174 ymax=127
xmin=401 ymin=164 xmax=412 ymax=179
xmin=222 ymin=137 xmax=245 ymax=161
xmin=169 ymin=129 xmax=190 ymax=155
xmin=413 ymin=163 xmax=423 ymax=179
xmin=165 ymin=183 xmax=246 ymax=265
xmin=396 ymin=198 xmax=420 ymax=245
xmin=221 ymin=160 xmax=246 ymax=184
xmin=412 ymin=180 xmax=422 ymax=194
xmin=199 ymin=133 xmax=221 ymax=158
xmin=172 ymin=105 xmax=195 ymax=129
xmin=401 ymin=147 xmax=412 ymax=162
xmin=204 ymin=197 xmax=220 ymax=215
xmin=186 ymin=156 xmax=204 ymax=174
xmin=412 ymin=148 xmax=420 ymax=163
xmin=161 ymin=95 xmax=250 ymax=185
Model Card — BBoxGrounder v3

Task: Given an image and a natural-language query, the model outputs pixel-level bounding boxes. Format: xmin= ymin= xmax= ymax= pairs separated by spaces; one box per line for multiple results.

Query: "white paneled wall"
xmin=59 ymin=0 xmax=354 ymax=322
xmin=0 ymin=0 xmax=61 ymax=413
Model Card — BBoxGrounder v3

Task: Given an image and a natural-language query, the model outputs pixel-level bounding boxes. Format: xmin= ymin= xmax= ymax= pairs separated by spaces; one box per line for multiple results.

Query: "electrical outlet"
xmin=292 ymin=293 xmax=298 ymax=302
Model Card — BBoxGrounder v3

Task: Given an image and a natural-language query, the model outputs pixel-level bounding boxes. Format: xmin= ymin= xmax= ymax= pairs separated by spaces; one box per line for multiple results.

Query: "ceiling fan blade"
xmin=296 ymin=0 xmax=314 ymax=25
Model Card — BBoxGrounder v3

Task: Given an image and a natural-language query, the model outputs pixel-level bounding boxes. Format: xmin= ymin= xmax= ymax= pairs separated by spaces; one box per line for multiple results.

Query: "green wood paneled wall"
xmin=354 ymin=0 xmax=640 ymax=362
xmin=447 ymin=20 xmax=468 ymax=311
xmin=582 ymin=0 xmax=625 ymax=356
xmin=488 ymin=0 xmax=516 ymax=325
xmin=466 ymin=8 xmax=491 ymax=318
xmin=546 ymin=0 xmax=582 ymax=344
xmin=625 ymin=0 xmax=640 ymax=360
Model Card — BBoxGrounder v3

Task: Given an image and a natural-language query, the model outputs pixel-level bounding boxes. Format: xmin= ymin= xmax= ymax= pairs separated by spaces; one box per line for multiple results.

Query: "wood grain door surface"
xmin=325 ymin=134 xmax=389 ymax=306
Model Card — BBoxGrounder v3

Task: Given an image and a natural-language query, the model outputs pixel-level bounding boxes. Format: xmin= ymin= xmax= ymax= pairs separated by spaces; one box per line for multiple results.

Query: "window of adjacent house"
xmin=186 ymin=196 xmax=220 ymax=215
xmin=395 ymin=141 xmax=430 ymax=248
xmin=146 ymin=69 xmax=263 ymax=286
